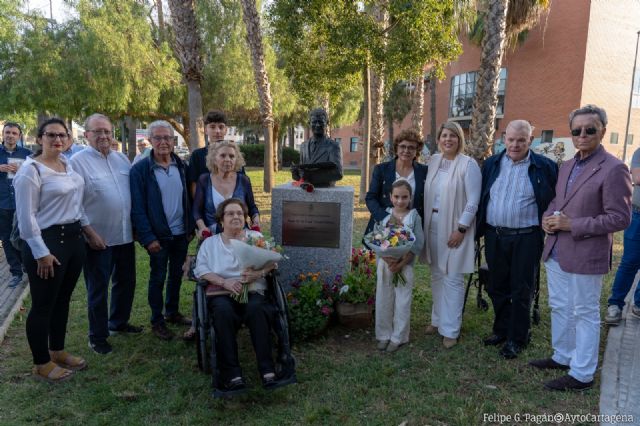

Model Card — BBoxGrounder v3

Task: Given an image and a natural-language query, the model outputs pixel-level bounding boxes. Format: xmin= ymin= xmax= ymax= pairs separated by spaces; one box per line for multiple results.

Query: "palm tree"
xmin=240 ymin=0 xmax=274 ymax=192
xmin=467 ymin=0 xmax=550 ymax=161
xmin=167 ymin=0 xmax=204 ymax=151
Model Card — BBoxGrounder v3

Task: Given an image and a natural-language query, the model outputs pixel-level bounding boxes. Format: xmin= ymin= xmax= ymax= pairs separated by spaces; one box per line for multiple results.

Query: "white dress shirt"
xmin=13 ymin=156 xmax=89 ymax=259
xmin=70 ymin=146 xmax=133 ymax=246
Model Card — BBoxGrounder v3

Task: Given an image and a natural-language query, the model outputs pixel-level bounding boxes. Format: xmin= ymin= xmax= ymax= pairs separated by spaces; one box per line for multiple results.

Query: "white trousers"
xmin=545 ymin=259 xmax=603 ymax=383
xmin=429 ymin=212 xmax=465 ymax=339
xmin=375 ymin=259 xmax=414 ymax=345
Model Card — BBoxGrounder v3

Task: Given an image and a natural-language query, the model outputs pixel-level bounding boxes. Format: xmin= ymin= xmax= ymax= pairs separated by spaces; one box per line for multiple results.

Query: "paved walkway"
xmin=600 ymin=276 xmax=640 ymax=425
xmin=0 ymin=246 xmax=29 ymax=344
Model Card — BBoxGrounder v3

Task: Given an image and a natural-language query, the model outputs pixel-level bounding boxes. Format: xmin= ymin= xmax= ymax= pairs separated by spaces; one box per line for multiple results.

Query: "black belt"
xmin=633 ymin=205 xmax=640 ymax=214
xmin=486 ymin=224 xmax=539 ymax=236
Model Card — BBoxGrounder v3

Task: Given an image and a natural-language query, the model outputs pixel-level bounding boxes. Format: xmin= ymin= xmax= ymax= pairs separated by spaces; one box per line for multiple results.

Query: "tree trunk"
xmin=428 ymin=74 xmax=437 ymax=155
xmin=370 ymin=68 xmax=385 ymax=170
xmin=359 ymin=65 xmax=371 ymax=203
xmin=288 ymin=126 xmax=295 ymax=148
xmin=273 ymin=121 xmax=280 ymax=172
xmin=126 ymin=116 xmax=137 ymax=161
xmin=156 ymin=0 xmax=165 ymax=42
xmin=168 ymin=0 xmax=205 ymax=152
xmin=411 ymin=74 xmax=424 ymax=139
xmin=321 ymin=96 xmax=330 ymax=137
xmin=186 ymin=79 xmax=205 ymax=151
xmin=240 ymin=0 xmax=274 ymax=192
xmin=468 ymin=0 xmax=509 ymax=162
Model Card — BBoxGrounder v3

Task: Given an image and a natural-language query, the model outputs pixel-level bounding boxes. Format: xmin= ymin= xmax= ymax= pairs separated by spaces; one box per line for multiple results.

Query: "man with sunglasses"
xmin=529 ymin=105 xmax=632 ymax=391
xmin=477 ymin=120 xmax=558 ymax=360
xmin=0 ymin=122 xmax=31 ymax=288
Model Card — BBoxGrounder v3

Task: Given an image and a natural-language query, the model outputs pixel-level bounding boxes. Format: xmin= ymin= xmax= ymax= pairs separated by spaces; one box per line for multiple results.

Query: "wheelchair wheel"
xmin=194 ymin=290 xmax=211 ymax=373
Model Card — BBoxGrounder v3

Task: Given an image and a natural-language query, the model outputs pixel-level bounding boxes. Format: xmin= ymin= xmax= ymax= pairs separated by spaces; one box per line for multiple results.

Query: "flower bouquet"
xmin=228 ymin=234 xmax=285 ymax=303
xmin=287 ymin=273 xmax=338 ymax=340
xmin=363 ymin=223 xmax=416 ymax=286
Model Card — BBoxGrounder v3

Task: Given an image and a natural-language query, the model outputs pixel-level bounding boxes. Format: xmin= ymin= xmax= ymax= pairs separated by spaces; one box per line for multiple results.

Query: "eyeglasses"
xmin=570 ymin=127 xmax=598 ymax=137
xmin=87 ymin=129 xmax=112 ymax=136
xmin=151 ymin=136 xmax=174 ymax=142
xmin=397 ymin=145 xmax=417 ymax=152
xmin=43 ymin=132 xmax=68 ymax=140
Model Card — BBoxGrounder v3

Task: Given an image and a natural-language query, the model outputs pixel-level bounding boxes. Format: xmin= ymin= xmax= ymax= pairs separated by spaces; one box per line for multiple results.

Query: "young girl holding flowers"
xmin=375 ymin=179 xmax=424 ymax=352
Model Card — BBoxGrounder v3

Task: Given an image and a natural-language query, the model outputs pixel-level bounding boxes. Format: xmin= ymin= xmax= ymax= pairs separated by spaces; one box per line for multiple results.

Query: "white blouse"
xmin=193 ymin=230 xmax=267 ymax=293
xmin=13 ymin=156 xmax=89 ymax=259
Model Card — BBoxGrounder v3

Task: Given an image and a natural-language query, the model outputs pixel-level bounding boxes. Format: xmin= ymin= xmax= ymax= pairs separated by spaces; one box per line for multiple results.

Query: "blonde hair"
xmin=206 ymin=140 xmax=246 ymax=174
xmin=436 ymin=121 xmax=465 ymax=155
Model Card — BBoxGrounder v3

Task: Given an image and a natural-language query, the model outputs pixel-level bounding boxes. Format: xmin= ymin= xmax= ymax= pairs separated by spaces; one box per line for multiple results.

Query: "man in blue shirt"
xmin=0 ymin=122 xmax=32 ymax=287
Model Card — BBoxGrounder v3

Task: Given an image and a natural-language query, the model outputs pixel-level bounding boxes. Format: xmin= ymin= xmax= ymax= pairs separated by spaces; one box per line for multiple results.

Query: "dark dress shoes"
xmin=544 ymin=375 xmax=593 ymax=391
xmin=528 ymin=357 xmax=570 ymax=370
xmin=499 ymin=340 xmax=523 ymax=359
xmin=483 ymin=334 xmax=506 ymax=346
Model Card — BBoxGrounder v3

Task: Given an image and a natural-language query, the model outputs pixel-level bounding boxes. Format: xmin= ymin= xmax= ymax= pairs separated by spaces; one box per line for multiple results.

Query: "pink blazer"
xmin=542 ymin=146 xmax=632 ymax=274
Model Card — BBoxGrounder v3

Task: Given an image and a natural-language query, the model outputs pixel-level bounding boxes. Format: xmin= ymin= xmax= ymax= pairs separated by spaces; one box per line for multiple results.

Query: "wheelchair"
xmin=191 ymin=271 xmax=297 ymax=398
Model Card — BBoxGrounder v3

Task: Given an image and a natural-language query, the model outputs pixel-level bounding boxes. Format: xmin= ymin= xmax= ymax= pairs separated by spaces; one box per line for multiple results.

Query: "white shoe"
xmin=631 ymin=305 xmax=640 ymax=319
xmin=605 ymin=305 xmax=622 ymax=325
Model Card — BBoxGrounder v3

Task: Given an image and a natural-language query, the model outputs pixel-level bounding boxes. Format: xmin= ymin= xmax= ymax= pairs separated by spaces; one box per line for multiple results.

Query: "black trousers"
xmin=484 ymin=227 xmax=542 ymax=346
xmin=24 ymin=222 xmax=86 ymax=365
xmin=208 ymin=293 xmax=275 ymax=383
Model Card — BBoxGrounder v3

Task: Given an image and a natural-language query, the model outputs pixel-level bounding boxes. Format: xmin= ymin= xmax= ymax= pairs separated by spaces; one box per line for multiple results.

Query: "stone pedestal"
xmin=271 ymin=183 xmax=354 ymax=287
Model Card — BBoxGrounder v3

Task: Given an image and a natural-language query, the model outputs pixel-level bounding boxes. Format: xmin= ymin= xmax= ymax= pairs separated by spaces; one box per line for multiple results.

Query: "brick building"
xmin=332 ymin=0 xmax=640 ymax=167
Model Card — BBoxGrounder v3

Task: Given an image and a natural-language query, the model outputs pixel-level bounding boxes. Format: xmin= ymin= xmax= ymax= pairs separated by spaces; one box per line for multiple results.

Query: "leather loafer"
xmin=544 ymin=375 xmax=593 ymax=391
xmin=499 ymin=340 xmax=522 ymax=359
xmin=483 ymin=334 xmax=506 ymax=346
xmin=528 ymin=357 xmax=570 ymax=370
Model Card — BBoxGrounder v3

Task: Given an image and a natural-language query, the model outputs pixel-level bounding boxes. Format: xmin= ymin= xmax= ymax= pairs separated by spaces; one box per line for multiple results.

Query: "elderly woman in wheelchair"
xmin=192 ymin=198 xmax=294 ymax=395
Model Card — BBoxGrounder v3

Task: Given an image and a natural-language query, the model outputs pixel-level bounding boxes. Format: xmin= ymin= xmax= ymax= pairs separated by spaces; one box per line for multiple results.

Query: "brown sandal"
xmin=32 ymin=361 xmax=74 ymax=383
xmin=49 ymin=350 xmax=88 ymax=371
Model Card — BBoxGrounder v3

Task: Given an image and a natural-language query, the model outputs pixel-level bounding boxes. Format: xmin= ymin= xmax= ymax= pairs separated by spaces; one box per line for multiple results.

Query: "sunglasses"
xmin=570 ymin=127 xmax=598 ymax=137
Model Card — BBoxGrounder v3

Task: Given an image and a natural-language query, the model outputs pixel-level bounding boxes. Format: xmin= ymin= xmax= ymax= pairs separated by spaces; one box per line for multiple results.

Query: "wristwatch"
xmin=458 ymin=226 xmax=467 ymax=234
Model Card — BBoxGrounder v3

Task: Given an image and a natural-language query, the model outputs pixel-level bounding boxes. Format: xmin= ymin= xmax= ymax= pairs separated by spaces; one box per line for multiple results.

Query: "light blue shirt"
xmin=152 ymin=161 xmax=185 ymax=235
xmin=486 ymin=151 xmax=538 ymax=228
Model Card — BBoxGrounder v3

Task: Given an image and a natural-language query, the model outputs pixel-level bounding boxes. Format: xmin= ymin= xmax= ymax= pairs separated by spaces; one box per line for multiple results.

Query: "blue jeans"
xmin=83 ymin=242 xmax=136 ymax=343
xmin=0 ymin=208 xmax=23 ymax=276
xmin=608 ymin=210 xmax=640 ymax=309
xmin=147 ymin=235 xmax=188 ymax=325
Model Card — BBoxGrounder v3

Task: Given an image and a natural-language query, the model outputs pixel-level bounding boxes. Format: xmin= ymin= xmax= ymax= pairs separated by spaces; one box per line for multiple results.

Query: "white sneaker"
xmin=605 ymin=305 xmax=622 ymax=325
xmin=631 ymin=305 xmax=640 ymax=319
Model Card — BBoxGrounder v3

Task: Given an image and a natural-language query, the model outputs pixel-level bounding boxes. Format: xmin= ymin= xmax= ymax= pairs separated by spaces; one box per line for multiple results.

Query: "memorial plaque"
xmin=282 ymin=201 xmax=340 ymax=248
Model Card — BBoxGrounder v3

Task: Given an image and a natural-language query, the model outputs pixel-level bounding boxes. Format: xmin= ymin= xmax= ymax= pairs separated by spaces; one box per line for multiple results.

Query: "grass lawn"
xmin=0 ymin=168 xmax=615 ymax=425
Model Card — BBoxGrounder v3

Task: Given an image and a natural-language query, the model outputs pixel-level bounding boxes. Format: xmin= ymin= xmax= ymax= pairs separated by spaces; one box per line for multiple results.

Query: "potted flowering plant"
xmin=336 ymin=248 xmax=377 ymax=327
xmin=287 ymin=273 xmax=338 ymax=341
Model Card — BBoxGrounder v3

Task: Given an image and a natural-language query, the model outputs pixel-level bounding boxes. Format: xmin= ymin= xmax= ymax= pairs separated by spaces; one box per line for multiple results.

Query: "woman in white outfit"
xmin=421 ymin=121 xmax=481 ymax=348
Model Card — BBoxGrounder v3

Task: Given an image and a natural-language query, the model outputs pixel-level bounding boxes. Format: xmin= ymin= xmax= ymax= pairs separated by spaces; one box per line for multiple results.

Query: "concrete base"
xmin=271 ymin=183 xmax=354 ymax=287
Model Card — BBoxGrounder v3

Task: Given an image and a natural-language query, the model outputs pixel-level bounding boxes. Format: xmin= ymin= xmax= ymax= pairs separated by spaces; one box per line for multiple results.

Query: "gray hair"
xmin=506 ymin=119 xmax=533 ymax=136
xmin=569 ymin=104 xmax=608 ymax=128
xmin=148 ymin=120 xmax=175 ymax=137
xmin=84 ymin=113 xmax=112 ymax=130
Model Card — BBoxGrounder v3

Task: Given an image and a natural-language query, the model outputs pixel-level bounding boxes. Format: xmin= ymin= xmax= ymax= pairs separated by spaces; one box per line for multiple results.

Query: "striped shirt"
xmin=486 ymin=151 xmax=538 ymax=228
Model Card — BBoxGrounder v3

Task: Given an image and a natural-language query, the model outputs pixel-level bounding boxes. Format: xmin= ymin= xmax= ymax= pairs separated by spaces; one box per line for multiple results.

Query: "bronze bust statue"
xmin=291 ymin=108 xmax=343 ymax=187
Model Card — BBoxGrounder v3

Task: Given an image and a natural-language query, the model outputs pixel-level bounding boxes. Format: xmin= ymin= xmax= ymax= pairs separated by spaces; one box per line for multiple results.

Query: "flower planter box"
xmin=336 ymin=302 xmax=373 ymax=328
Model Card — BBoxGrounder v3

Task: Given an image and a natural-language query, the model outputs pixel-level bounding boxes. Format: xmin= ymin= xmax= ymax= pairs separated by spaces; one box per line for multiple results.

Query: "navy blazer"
xmin=192 ymin=172 xmax=259 ymax=233
xmin=364 ymin=159 xmax=428 ymax=234
xmin=476 ymin=150 xmax=558 ymax=239
xmin=130 ymin=151 xmax=195 ymax=247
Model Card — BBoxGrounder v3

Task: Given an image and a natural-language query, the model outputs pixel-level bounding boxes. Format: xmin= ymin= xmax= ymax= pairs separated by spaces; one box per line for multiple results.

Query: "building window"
xmin=610 ymin=132 xmax=619 ymax=145
xmin=335 ymin=137 xmax=342 ymax=146
xmin=541 ymin=130 xmax=553 ymax=143
xmin=350 ymin=137 xmax=359 ymax=152
xmin=449 ymin=68 xmax=507 ymax=118
xmin=627 ymin=134 xmax=634 ymax=146
xmin=633 ymin=70 xmax=640 ymax=109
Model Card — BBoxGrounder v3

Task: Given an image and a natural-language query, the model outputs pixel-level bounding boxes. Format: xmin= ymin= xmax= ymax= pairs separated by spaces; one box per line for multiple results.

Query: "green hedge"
xmin=239 ymin=144 xmax=299 ymax=167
